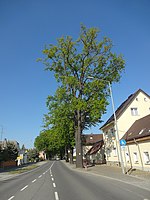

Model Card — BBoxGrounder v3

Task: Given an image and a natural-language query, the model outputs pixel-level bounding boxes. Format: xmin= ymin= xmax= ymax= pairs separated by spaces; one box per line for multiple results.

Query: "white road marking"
xmin=52 ymin=178 xmax=54 ymax=181
xmin=43 ymin=172 xmax=45 ymax=175
xmin=38 ymin=175 xmax=42 ymax=178
xmin=20 ymin=185 xmax=28 ymax=191
xmin=53 ymin=183 xmax=56 ymax=188
xmin=32 ymin=179 xmax=37 ymax=183
xmin=8 ymin=196 xmax=15 ymax=200
xmin=50 ymin=161 xmax=55 ymax=169
xmin=54 ymin=192 xmax=59 ymax=200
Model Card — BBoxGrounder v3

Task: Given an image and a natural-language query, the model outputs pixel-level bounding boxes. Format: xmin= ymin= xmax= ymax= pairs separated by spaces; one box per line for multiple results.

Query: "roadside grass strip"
xmin=8 ymin=165 xmax=38 ymax=174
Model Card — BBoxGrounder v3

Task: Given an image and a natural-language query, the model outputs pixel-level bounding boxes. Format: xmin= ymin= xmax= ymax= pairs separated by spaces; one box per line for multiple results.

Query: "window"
xmin=125 ymin=152 xmax=130 ymax=163
xmin=110 ymin=128 xmax=115 ymax=137
xmin=143 ymin=152 xmax=150 ymax=164
xmin=133 ymin=152 xmax=138 ymax=163
xmin=131 ymin=108 xmax=138 ymax=116
xmin=112 ymin=148 xmax=117 ymax=157
xmin=144 ymin=98 xmax=147 ymax=102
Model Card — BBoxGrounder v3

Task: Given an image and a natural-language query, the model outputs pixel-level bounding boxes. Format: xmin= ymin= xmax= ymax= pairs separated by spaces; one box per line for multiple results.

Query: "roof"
xmin=122 ymin=114 xmax=150 ymax=142
xmin=100 ymin=89 xmax=150 ymax=129
xmin=82 ymin=134 xmax=103 ymax=145
xmin=86 ymin=140 xmax=104 ymax=155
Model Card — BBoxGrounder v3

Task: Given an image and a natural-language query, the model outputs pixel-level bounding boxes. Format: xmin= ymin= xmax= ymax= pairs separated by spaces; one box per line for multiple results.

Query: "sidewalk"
xmin=62 ymin=161 xmax=150 ymax=192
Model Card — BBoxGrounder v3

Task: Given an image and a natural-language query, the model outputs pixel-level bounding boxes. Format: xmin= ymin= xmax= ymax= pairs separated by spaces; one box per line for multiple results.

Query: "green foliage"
xmin=36 ymin=24 xmax=125 ymax=162
xmin=27 ymin=148 xmax=39 ymax=162
xmin=0 ymin=142 xmax=18 ymax=162
xmin=42 ymin=24 xmax=125 ymax=126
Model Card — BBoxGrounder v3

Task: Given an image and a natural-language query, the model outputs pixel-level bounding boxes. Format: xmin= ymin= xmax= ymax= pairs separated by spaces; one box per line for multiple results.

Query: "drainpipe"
xmin=134 ymin=138 xmax=144 ymax=171
xmin=127 ymin=145 xmax=132 ymax=169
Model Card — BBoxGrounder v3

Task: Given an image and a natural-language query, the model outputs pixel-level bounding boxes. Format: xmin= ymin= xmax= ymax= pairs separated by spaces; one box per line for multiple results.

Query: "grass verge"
xmin=9 ymin=165 xmax=38 ymax=174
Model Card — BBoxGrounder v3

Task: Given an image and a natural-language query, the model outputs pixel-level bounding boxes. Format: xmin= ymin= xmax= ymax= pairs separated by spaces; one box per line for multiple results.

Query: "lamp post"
xmin=108 ymin=82 xmax=125 ymax=174
xmin=87 ymin=77 xmax=125 ymax=174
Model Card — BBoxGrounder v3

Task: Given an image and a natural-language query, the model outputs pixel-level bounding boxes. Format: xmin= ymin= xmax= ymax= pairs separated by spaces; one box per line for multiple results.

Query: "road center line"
xmin=32 ymin=179 xmax=37 ymax=183
xmin=53 ymin=183 xmax=56 ymax=188
xmin=8 ymin=196 xmax=15 ymax=200
xmin=52 ymin=178 xmax=54 ymax=181
xmin=38 ymin=175 xmax=42 ymax=178
xmin=20 ymin=185 xmax=28 ymax=191
xmin=50 ymin=161 xmax=55 ymax=170
xmin=54 ymin=192 xmax=59 ymax=200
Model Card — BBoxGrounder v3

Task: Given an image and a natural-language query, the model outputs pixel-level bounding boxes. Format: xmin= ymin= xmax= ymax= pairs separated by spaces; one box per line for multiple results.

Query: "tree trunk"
xmin=69 ymin=147 xmax=74 ymax=164
xmin=75 ymin=109 xmax=83 ymax=168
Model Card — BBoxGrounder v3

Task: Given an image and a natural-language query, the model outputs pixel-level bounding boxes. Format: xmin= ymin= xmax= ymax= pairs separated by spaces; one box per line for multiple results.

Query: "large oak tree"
xmin=41 ymin=25 xmax=125 ymax=167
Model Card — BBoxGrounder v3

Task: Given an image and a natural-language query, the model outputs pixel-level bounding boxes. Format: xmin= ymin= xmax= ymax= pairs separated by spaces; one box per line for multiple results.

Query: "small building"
xmin=121 ymin=114 xmax=150 ymax=171
xmin=39 ymin=151 xmax=46 ymax=160
xmin=82 ymin=134 xmax=103 ymax=156
xmin=82 ymin=134 xmax=105 ymax=165
xmin=17 ymin=150 xmax=28 ymax=166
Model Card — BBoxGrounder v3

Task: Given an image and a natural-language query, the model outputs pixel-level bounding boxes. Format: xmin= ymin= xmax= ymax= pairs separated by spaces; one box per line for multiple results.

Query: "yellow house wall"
xmin=117 ymin=92 xmax=150 ymax=139
xmin=102 ymin=91 xmax=150 ymax=166
xmin=122 ymin=141 xmax=150 ymax=171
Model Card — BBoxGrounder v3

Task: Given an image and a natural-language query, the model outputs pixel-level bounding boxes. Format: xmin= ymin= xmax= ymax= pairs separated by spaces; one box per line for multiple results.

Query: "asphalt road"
xmin=0 ymin=161 xmax=150 ymax=200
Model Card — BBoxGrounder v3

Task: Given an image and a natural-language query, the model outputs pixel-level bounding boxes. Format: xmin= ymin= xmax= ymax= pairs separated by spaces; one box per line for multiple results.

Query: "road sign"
xmin=120 ymin=139 xmax=126 ymax=146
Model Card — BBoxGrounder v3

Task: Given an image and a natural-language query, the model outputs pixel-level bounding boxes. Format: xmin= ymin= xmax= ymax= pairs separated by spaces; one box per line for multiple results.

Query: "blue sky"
xmin=0 ymin=0 xmax=150 ymax=149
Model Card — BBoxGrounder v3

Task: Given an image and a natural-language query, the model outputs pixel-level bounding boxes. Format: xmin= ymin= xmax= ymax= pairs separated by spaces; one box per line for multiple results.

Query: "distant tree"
xmin=6 ymin=142 xmax=18 ymax=161
xmin=0 ymin=142 xmax=18 ymax=161
xmin=27 ymin=148 xmax=39 ymax=162
xmin=44 ymin=86 xmax=75 ymax=162
xmin=41 ymin=24 xmax=125 ymax=167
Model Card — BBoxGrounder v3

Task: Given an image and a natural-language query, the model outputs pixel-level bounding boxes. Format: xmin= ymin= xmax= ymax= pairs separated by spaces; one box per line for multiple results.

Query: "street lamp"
xmin=87 ymin=76 xmax=125 ymax=174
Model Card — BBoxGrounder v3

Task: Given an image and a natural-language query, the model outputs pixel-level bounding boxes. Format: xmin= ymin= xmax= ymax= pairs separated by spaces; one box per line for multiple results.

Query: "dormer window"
xmin=138 ymin=129 xmax=145 ymax=135
xmin=90 ymin=136 xmax=93 ymax=140
xmin=144 ymin=98 xmax=147 ymax=102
